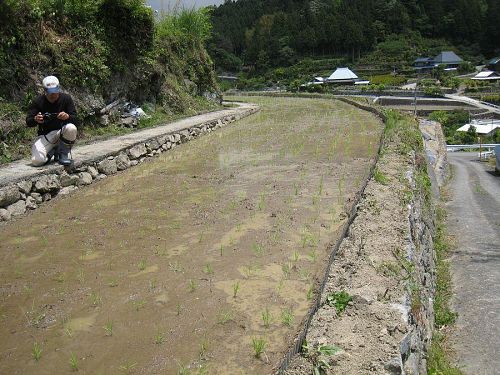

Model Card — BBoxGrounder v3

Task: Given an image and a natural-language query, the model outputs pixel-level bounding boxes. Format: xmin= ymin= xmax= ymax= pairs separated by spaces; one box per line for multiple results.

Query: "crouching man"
xmin=26 ymin=76 xmax=78 ymax=166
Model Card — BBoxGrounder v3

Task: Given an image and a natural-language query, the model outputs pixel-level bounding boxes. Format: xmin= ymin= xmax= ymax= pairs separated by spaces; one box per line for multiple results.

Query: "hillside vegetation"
xmin=0 ymin=0 xmax=218 ymax=163
xmin=209 ymin=0 xmax=499 ymax=72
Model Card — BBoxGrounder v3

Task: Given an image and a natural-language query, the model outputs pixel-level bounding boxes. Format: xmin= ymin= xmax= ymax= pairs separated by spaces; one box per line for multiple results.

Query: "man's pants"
xmin=31 ymin=124 xmax=77 ymax=166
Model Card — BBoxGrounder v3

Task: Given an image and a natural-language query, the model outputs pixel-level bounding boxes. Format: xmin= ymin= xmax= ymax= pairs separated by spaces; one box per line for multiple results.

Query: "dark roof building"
xmin=414 ymin=51 xmax=464 ymax=71
xmin=434 ymin=51 xmax=463 ymax=70
xmin=414 ymin=57 xmax=435 ymax=71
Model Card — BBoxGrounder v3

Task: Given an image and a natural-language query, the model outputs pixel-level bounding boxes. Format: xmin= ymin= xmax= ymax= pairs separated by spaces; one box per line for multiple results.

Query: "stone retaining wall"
xmin=0 ymin=106 xmax=259 ymax=222
xmin=282 ymin=105 xmax=438 ymax=375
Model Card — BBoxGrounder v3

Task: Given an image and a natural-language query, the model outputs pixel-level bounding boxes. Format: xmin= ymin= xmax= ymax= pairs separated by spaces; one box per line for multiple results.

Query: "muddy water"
xmin=0 ymin=97 xmax=382 ymax=374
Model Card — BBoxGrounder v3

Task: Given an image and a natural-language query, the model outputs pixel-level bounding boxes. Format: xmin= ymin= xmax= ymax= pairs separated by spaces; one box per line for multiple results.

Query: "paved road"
xmin=447 ymin=152 xmax=500 ymax=375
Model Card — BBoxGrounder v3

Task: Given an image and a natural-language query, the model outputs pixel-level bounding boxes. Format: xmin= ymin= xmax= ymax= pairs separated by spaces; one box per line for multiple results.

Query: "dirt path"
xmin=0 ymin=97 xmax=382 ymax=374
xmin=447 ymin=152 xmax=500 ymax=375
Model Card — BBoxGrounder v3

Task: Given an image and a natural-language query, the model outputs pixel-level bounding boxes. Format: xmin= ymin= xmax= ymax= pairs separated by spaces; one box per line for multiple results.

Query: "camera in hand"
xmin=43 ymin=112 xmax=59 ymax=122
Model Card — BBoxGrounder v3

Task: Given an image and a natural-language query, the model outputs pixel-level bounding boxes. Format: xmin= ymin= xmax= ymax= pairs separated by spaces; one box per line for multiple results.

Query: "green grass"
xmin=427 ymin=332 xmax=464 ymax=375
xmin=434 ymin=206 xmax=457 ymax=327
xmin=373 ymin=168 xmax=389 ymax=185
xmin=326 ymin=291 xmax=352 ymax=314
xmin=427 ymin=205 xmax=463 ymax=375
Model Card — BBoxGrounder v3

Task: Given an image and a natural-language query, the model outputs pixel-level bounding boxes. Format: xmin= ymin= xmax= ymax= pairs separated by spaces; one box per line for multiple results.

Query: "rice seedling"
xmin=119 ymin=361 xmax=138 ymax=373
xmin=217 ymin=310 xmax=234 ymax=324
xmin=199 ymin=338 xmax=210 ymax=359
xmin=275 ymin=278 xmax=285 ymax=294
xmin=32 ymin=342 xmax=42 ymax=361
xmin=251 ymin=337 xmax=267 ymax=358
xmin=291 ymin=250 xmax=300 ymax=262
xmin=108 ymin=279 xmax=118 ymax=287
xmin=318 ymin=175 xmax=324 ymax=196
xmin=132 ymin=300 xmax=146 ymax=311
xmin=169 ymin=261 xmax=183 ymax=272
xmin=257 ymin=192 xmax=266 ymax=210
xmin=251 ymin=242 xmax=264 ymax=257
xmin=69 ymin=352 xmax=78 ymax=371
xmin=282 ymin=263 xmax=291 ymax=279
xmin=312 ymin=194 xmax=319 ymax=206
xmin=298 ymin=269 xmax=311 ymax=281
xmin=53 ymin=273 xmax=65 ymax=283
xmin=154 ymin=331 xmax=164 ymax=345
xmin=40 ymin=236 xmax=49 ymax=246
xmin=178 ymin=363 xmax=191 ymax=375
xmin=103 ymin=321 xmax=113 ymax=336
xmin=293 ymin=183 xmax=300 ymax=196
xmin=198 ymin=232 xmax=204 ymax=244
xmin=64 ymin=327 xmax=73 ymax=338
xmin=138 ymin=260 xmax=146 ymax=271
xmin=232 ymin=281 xmax=240 ymax=298
xmin=219 ymin=244 xmax=224 ymax=256
xmin=188 ymin=279 xmax=197 ymax=292
xmin=23 ymin=285 xmax=33 ymax=297
xmin=307 ymin=285 xmax=315 ymax=301
xmin=337 ymin=176 xmax=345 ymax=205
xmin=203 ymin=264 xmax=213 ymax=275
xmin=90 ymin=292 xmax=102 ymax=307
xmin=76 ymin=269 xmax=85 ymax=284
xmin=308 ymin=249 xmax=318 ymax=262
xmin=175 ymin=303 xmax=183 ymax=316
xmin=261 ymin=308 xmax=272 ymax=328
xmin=281 ymin=309 xmax=294 ymax=326
xmin=149 ymin=279 xmax=157 ymax=291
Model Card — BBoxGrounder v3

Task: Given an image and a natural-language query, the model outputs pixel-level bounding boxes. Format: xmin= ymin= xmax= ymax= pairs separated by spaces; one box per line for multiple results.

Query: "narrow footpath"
xmin=447 ymin=152 xmax=500 ymax=375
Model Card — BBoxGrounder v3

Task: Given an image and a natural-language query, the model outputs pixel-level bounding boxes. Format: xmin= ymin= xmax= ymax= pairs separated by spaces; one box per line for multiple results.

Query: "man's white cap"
xmin=42 ymin=76 xmax=60 ymax=94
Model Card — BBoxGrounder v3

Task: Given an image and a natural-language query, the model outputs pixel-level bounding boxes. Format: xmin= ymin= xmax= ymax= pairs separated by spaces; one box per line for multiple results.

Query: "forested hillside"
xmin=209 ymin=0 xmax=500 ymax=71
xmin=0 ymin=0 xmax=218 ymax=163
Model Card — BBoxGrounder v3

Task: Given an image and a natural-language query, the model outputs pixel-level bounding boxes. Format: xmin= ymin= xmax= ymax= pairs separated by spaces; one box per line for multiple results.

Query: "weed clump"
xmin=326 ymin=291 xmax=352 ymax=314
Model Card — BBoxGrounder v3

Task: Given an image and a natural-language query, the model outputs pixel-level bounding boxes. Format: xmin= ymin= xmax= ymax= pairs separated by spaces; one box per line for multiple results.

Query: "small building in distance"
xmin=326 ymin=67 xmax=361 ymax=84
xmin=414 ymin=57 xmax=435 ymax=72
xmin=457 ymin=119 xmax=500 ymax=137
xmin=472 ymin=70 xmax=500 ymax=82
xmin=434 ymin=51 xmax=463 ymax=70
xmin=488 ymin=57 xmax=500 ymax=72
xmin=414 ymin=51 xmax=464 ymax=71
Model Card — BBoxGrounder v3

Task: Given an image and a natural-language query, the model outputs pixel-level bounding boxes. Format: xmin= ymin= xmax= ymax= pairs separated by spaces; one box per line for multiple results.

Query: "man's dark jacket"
xmin=26 ymin=93 xmax=79 ymax=136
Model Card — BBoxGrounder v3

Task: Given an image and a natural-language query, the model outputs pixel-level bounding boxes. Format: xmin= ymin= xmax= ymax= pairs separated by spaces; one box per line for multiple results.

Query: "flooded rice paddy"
xmin=0 ymin=97 xmax=383 ymax=374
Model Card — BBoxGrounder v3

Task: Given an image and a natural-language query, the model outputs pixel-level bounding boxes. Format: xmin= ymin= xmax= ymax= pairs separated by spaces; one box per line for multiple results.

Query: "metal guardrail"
xmin=446 ymin=144 xmax=499 ymax=151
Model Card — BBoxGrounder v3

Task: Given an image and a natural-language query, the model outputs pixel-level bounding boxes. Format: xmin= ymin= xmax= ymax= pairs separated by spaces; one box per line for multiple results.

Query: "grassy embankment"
xmin=0 ymin=0 xmax=219 ymax=164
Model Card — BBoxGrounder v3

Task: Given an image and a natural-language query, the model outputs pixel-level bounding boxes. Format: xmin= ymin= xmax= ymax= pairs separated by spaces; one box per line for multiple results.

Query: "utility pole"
xmin=413 ymin=72 xmax=419 ymax=117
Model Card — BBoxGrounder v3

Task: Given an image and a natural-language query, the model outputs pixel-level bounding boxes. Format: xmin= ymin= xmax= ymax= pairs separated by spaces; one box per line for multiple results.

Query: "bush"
xmin=156 ymin=7 xmax=212 ymax=43
xmin=370 ymin=74 xmax=407 ymax=86
xmin=481 ymin=94 xmax=500 ymax=105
